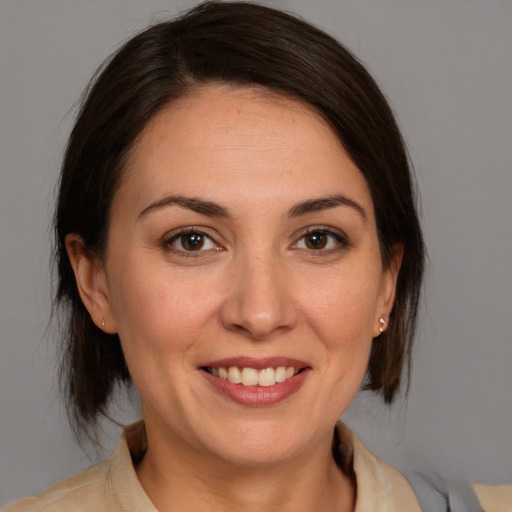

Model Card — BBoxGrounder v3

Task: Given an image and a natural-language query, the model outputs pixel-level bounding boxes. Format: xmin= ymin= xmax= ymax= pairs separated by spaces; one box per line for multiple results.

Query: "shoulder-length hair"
xmin=55 ymin=1 xmax=425 ymax=437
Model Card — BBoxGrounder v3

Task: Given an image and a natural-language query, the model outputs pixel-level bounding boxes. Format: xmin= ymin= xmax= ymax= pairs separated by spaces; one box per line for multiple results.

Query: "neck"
xmin=136 ymin=424 xmax=356 ymax=512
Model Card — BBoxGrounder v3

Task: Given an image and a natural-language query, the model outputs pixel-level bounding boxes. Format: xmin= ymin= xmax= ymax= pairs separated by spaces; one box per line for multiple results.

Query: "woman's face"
xmin=76 ymin=85 xmax=399 ymax=466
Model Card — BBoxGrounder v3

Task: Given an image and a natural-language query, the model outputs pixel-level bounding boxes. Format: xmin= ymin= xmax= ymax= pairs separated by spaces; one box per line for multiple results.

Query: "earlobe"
xmin=65 ymin=234 xmax=117 ymax=334
xmin=374 ymin=243 xmax=404 ymax=337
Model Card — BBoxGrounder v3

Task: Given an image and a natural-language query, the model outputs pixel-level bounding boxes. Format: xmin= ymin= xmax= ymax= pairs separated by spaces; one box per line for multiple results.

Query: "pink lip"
xmin=201 ymin=356 xmax=309 ymax=370
xmin=199 ymin=357 xmax=311 ymax=406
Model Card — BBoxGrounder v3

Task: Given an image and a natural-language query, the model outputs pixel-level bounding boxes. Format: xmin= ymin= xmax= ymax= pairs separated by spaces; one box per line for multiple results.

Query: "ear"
xmin=65 ymin=234 xmax=117 ymax=334
xmin=373 ymin=243 xmax=404 ymax=337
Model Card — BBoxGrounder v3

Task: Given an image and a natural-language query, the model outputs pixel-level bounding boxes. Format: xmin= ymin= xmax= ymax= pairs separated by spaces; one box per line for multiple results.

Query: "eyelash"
xmin=292 ymin=227 xmax=349 ymax=254
xmin=163 ymin=228 xmax=221 ymax=258
xmin=162 ymin=226 xmax=349 ymax=258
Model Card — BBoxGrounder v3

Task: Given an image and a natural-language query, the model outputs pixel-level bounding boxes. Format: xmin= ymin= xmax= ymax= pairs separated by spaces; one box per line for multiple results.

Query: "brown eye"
xmin=305 ymin=232 xmax=328 ymax=250
xmin=294 ymin=228 xmax=348 ymax=253
xmin=180 ymin=232 xmax=205 ymax=251
xmin=165 ymin=230 xmax=218 ymax=254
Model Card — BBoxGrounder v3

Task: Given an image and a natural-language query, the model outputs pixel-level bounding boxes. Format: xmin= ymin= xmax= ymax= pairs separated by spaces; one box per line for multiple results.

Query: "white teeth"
xmin=241 ymin=367 xmax=258 ymax=386
xmin=228 ymin=366 xmax=242 ymax=384
xmin=208 ymin=365 xmax=299 ymax=386
xmin=275 ymin=366 xmax=287 ymax=383
xmin=258 ymin=367 xmax=276 ymax=387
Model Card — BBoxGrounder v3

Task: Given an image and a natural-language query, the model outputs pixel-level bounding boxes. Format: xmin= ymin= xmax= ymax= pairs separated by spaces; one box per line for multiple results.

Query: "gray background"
xmin=1 ymin=0 xmax=511 ymax=507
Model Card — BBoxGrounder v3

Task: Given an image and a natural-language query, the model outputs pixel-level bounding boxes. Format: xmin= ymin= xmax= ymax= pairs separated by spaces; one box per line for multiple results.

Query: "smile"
xmin=200 ymin=357 xmax=310 ymax=405
xmin=205 ymin=366 xmax=299 ymax=387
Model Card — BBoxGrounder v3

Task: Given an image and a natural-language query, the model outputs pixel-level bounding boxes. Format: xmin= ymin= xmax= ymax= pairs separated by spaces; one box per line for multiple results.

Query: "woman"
xmin=4 ymin=2 xmax=509 ymax=511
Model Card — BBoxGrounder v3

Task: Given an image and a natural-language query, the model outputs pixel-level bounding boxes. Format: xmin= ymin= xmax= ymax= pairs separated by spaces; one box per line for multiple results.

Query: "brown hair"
xmin=55 ymin=1 xmax=425 ymax=436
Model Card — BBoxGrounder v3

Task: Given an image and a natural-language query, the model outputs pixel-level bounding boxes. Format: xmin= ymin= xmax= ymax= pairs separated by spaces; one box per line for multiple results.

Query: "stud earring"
xmin=101 ymin=319 xmax=105 ymax=328
xmin=379 ymin=314 xmax=388 ymax=333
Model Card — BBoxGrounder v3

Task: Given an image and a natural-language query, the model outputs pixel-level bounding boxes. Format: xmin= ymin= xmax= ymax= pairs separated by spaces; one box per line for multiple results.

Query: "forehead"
xmin=119 ymin=85 xmax=373 ymax=217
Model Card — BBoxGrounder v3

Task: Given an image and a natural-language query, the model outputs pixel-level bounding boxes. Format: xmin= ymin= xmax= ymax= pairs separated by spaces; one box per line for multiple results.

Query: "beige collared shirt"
xmin=5 ymin=421 xmax=511 ymax=511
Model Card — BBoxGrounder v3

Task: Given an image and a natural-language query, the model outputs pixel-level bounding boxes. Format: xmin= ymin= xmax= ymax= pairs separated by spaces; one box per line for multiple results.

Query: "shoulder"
xmin=336 ymin=423 xmax=422 ymax=512
xmin=474 ymin=483 xmax=512 ymax=512
xmin=3 ymin=459 xmax=112 ymax=512
xmin=3 ymin=421 xmax=154 ymax=512
xmin=338 ymin=423 xmax=512 ymax=512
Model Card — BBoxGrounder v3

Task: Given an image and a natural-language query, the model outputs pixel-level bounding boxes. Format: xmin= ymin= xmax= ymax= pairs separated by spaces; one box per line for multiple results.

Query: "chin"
xmin=198 ymin=415 xmax=323 ymax=468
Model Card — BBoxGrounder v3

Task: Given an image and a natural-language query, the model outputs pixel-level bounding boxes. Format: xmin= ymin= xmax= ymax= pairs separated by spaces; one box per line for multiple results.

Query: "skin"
xmin=67 ymin=85 xmax=402 ymax=512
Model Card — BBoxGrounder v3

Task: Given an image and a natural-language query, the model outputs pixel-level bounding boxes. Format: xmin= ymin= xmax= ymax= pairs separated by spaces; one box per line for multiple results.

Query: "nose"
xmin=219 ymin=252 xmax=298 ymax=341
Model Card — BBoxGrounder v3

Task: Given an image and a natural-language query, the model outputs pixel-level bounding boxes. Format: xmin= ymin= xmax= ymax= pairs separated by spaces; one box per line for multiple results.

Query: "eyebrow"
xmin=138 ymin=195 xmax=230 ymax=220
xmin=137 ymin=193 xmax=366 ymax=222
xmin=287 ymin=195 xmax=367 ymax=221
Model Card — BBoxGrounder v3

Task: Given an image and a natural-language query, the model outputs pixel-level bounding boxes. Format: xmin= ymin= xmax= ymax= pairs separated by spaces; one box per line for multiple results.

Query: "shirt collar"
xmin=110 ymin=420 xmax=419 ymax=512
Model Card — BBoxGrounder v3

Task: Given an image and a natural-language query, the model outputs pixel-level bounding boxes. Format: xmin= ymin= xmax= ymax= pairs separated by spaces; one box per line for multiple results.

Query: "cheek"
xmin=303 ymin=263 xmax=382 ymax=348
xmin=107 ymin=261 xmax=223 ymax=357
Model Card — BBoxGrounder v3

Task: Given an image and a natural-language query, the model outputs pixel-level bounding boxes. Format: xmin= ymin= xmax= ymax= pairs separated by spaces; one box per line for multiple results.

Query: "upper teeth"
xmin=209 ymin=366 xmax=298 ymax=387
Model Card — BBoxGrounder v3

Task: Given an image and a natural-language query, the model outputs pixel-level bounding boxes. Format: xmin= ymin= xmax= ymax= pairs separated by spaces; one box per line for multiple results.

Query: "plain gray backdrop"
xmin=1 ymin=0 xmax=511 ymax=507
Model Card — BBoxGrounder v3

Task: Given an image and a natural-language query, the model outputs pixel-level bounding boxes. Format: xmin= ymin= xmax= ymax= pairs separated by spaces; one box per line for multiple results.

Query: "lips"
xmin=200 ymin=357 xmax=310 ymax=406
